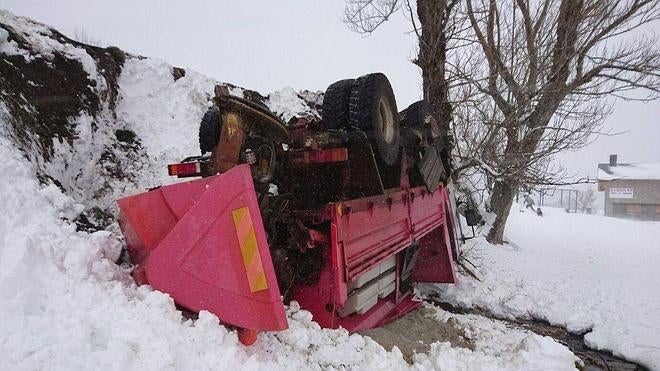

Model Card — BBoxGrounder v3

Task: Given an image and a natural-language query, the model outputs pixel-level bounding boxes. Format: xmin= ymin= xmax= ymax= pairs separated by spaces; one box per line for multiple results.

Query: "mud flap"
xmin=117 ymin=165 xmax=287 ymax=331
xmin=411 ymin=221 xmax=457 ymax=284
xmin=418 ymin=144 xmax=446 ymax=193
xmin=410 ymin=189 xmax=457 ymax=284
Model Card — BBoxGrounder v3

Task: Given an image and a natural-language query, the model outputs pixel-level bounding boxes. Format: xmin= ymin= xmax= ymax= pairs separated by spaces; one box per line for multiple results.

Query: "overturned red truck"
xmin=117 ymin=73 xmax=461 ymax=344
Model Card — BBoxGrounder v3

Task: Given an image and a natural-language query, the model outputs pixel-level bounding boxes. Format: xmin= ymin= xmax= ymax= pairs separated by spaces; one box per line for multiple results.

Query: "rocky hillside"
xmin=0 ymin=10 xmax=321 ymax=230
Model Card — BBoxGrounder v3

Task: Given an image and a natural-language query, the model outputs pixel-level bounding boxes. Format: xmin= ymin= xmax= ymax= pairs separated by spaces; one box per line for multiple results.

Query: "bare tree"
xmin=344 ymin=0 xmax=402 ymax=33
xmin=578 ymin=188 xmax=597 ymax=213
xmin=450 ymin=0 xmax=660 ymax=243
xmin=345 ymin=0 xmax=660 ymax=245
xmin=73 ymin=27 xmax=103 ymax=47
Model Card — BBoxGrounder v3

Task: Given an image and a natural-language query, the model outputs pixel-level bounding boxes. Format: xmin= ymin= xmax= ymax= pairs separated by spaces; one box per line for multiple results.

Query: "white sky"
xmin=1 ymin=0 xmax=659 ymax=179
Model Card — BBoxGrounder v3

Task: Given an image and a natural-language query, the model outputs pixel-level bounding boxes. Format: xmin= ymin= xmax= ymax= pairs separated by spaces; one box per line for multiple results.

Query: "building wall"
xmin=598 ymin=179 xmax=660 ymax=220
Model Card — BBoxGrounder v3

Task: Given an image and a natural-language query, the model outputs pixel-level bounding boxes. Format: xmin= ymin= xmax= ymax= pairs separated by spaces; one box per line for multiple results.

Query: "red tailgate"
xmin=117 ymin=165 xmax=287 ymax=332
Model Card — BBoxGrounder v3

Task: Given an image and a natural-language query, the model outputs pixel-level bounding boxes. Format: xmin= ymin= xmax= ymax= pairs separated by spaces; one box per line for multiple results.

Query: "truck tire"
xmin=199 ymin=106 xmax=221 ymax=154
xmin=401 ymin=100 xmax=453 ymax=181
xmin=322 ymin=79 xmax=355 ymax=130
xmin=400 ymin=101 xmax=432 ymax=131
xmin=400 ymin=100 xmax=439 ymax=146
xmin=349 ymin=73 xmax=400 ymax=166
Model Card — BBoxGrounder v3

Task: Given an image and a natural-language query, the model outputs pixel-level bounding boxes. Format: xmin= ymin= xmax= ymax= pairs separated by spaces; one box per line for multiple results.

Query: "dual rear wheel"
xmin=322 ymin=73 xmax=401 ymax=166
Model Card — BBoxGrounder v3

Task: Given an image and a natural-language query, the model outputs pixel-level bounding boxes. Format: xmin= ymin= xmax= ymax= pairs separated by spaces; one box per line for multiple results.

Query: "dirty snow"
xmin=425 ymin=206 xmax=660 ymax=369
xmin=416 ymin=305 xmax=578 ymax=370
xmin=0 ymin=11 xmax=103 ymax=89
xmin=266 ymin=87 xmax=322 ymax=123
xmin=0 ymin=25 xmax=30 ymax=60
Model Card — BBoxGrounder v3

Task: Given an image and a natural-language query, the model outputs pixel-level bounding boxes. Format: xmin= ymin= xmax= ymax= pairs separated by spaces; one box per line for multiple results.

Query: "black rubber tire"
xmin=322 ymin=79 xmax=355 ymax=130
xmin=401 ymin=100 xmax=454 ymax=179
xmin=400 ymin=100 xmax=437 ymax=144
xmin=199 ymin=106 xmax=221 ymax=154
xmin=400 ymin=101 xmax=432 ymax=130
xmin=349 ymin=73 xmax=400 ymax=166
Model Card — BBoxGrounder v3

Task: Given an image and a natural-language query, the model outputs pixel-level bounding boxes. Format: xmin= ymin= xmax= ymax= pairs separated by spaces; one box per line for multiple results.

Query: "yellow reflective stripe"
xmin=232 ymin=207 xmax=268 ymax=292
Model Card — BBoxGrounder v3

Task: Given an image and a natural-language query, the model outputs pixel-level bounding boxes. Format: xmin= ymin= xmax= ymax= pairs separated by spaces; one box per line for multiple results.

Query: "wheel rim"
xmin=378 ymin=97 xmax=395 ymax=144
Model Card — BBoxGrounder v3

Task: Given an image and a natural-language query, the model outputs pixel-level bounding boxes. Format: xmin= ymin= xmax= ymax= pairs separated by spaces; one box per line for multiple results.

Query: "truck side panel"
xmin=293 ymin=184 xmax=457 ymax=331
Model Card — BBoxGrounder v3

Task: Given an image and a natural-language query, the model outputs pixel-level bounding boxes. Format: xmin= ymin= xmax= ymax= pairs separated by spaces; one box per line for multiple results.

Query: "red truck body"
xmin=117 ymin=163 xmax=458 ymax=335
xmin=116 ymin=88 xmax=459 ymax=342
xmin=293 ymin=181 xmax=458 ymax=331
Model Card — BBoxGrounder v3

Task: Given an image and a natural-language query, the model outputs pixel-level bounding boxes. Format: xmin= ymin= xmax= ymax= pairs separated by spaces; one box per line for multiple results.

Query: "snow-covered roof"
xmin=597 ymin=162 xmax=660 ymax=181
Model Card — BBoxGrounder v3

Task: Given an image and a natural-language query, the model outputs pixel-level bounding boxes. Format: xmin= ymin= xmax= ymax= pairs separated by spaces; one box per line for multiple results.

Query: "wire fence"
xmin=535 ymin=188 xmax=579 ymax=213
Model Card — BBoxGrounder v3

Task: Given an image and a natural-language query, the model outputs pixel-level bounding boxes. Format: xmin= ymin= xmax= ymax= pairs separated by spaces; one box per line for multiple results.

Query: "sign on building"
xmin=609 ymin=187 xmax=634 ymax=199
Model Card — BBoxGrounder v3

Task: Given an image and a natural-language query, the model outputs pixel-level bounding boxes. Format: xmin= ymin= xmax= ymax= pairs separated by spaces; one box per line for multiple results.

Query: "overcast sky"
xmin=1 ymin=0 xmax=659 ymax=179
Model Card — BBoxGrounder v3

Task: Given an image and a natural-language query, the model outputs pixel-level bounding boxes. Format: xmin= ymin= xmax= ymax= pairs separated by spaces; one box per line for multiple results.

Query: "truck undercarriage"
xmin=117 ymin=73 xmax=460 ymax=344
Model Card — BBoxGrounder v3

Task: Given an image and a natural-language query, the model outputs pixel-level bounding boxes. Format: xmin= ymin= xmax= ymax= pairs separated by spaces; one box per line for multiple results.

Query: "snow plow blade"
xmin=117 ymin=165 xmax=287 ymax=332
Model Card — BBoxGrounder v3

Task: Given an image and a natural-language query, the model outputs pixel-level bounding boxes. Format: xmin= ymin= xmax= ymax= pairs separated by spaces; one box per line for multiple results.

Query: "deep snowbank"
xmin=0 ymin=125 xmax=404 ymax=370
xmin=428 ymin=206 xmax=660 ymax=369
xmin=1 ymin=10 xmax=579 ymax=370
xmin=0 ymin=118 xmax=578 ymax=369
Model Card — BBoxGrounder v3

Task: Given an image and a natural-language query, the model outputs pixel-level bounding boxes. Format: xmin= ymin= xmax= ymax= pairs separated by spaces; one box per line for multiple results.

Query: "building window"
xmin=625 ymin=204 xmax=642 ymax=215
xmin=611 ymin=203 xmax=660 ymax=219
xmin=643 ymin=204 xmax=660 ymax=217
xmin=612 ymin=203 xmax=625 ymax=216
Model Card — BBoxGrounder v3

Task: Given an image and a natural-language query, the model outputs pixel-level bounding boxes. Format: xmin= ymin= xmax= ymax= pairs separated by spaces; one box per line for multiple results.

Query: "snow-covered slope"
xmin=427 ymin=206 xmax=660 ymax=369
xmin=1 ymin=10 xmax=580 ymax=370
xmin=0 ymin=8 xmax=322 ymax=229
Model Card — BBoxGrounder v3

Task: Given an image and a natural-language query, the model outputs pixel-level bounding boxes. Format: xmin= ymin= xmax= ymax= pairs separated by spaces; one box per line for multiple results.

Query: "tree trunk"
xmin=416 ymin=0 xmax=455 ymax=176
xmin=486 ymin=177 xmax=518 ymax=244
xmin=417 ymin=0 xmax=452 ymax=135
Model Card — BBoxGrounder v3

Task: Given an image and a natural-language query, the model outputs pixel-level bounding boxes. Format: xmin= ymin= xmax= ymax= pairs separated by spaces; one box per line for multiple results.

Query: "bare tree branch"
xmin=344 ymin=0 xmax=401 ymax=33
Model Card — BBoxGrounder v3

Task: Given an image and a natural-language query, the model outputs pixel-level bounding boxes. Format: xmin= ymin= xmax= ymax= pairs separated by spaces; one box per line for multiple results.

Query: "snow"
xmin=0 ymin=25 xmax=31 ymax=60
xmin=414 ymin=304 xmax=578 ymax=370
xmin=425 ymin=206 xmax=660 ymax=369
xmin=0 ymin=9 xmax=614 ymax=369
xmin=0 ymin=11 xmax=102 ymax=85
xmin=597 ymin=162 xmax=660 ymax=181
xmin=115 ymin=57 xmax=217 ymax=186
xmin=0 ymin=124 xmax=579 ymax=369
xmin=266 ymin=87 xmax=321 ymax=123
xmin=0 ymin=119 xmax=397 ymax=369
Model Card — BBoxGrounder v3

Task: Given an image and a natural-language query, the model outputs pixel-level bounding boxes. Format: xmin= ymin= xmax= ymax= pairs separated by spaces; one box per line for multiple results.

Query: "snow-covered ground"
xmin=426 ymin=206 xmax=660 ymax=369
xmin=0 ymin=62 xmax=580 ymax=371
xmin=0 ymin=63 xmax=579 ymax=371
xmin=0 ymin=11 xmax=582 ymax=370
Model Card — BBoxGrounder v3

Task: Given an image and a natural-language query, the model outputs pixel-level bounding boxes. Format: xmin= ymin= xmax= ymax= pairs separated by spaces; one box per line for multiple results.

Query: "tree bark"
xmin=416 ymin=0 xmax=456 ymax=175
xmin=416 ymin=0 xmax=452 ymax=134
xmin=486 ymin=177 xmax=518 ymax=244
